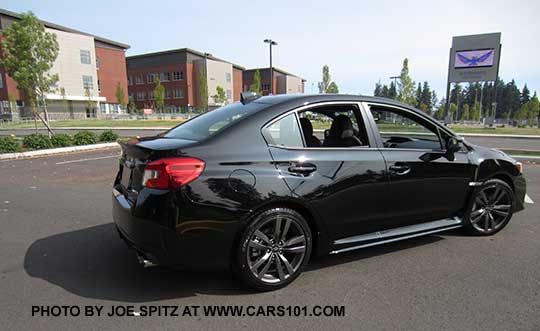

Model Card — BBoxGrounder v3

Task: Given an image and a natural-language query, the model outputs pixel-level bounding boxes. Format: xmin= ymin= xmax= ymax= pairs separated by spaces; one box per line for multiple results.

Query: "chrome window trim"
xmin=362 ymin=101 xmax=453 ymax=152
xmin=261 ymin=101 xmax=372 ymax=150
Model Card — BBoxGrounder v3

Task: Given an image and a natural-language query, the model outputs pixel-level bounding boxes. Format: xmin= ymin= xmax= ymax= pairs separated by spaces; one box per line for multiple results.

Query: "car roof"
xmin=251 ymin=94 xmax=423 ymax=115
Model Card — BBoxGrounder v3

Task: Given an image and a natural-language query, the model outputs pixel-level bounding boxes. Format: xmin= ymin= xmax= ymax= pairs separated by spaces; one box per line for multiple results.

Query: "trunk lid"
xmin=116 ymin=136 xmax=198 ymax=200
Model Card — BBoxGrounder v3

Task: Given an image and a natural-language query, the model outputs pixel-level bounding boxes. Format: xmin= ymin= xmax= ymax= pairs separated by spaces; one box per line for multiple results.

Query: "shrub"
xmin=99 ymin=130 xmax=119 ymax=142
xmin=51 ymin=133 xmax=73 ymax=148
xmin=23 ymin=134 xmax=52 ymax=150
xmin=0 ymin=135 xmax=21 ymax=153
xmin=73 ymin=131 xmax=98 ymax=146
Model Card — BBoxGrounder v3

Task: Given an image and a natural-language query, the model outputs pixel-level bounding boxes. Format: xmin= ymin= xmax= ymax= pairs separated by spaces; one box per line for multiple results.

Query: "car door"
xmin=262 ymin=102 xmax=388 ymax=240
xmin=364 ymin=102 xmax=476 ymax=230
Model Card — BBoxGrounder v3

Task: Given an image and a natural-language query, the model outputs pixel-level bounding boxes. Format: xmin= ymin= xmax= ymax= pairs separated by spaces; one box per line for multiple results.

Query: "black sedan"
xmin=113 ymin=93 xmax=526 ymax=291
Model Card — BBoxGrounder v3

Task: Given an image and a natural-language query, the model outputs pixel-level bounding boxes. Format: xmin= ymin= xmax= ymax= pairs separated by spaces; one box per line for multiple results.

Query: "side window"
xmin=263 ymin=113 xmax=304 ymax=148
xmin=297 ymin=104 xmax=369 ymax=148
xmin=369 ymin=105 xmax=442 ymax=150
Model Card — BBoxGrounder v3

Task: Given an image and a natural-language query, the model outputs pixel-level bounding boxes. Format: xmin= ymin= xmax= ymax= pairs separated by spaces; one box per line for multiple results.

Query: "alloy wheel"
xmin=470 ymin=184 xmax=512 ymax=234
xmin=246 ymin=215 xmax=307 ymax=284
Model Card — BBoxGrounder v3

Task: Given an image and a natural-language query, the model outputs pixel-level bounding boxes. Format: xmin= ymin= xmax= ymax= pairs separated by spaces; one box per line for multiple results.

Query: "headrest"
xmin=299 ymin=118 xmax=313 ymax=136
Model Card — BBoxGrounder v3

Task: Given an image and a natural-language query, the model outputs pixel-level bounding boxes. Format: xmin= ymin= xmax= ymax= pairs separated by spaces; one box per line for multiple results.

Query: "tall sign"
xmin=445 ymin=33 xmax=501 ymax=122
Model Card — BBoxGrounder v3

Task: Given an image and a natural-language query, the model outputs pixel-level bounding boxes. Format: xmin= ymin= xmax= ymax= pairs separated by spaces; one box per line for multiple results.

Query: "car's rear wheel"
xmin=235 ymin=207 xmax=312 ymax=291
xmin=463 ymin=179 xmax=514 ymax=236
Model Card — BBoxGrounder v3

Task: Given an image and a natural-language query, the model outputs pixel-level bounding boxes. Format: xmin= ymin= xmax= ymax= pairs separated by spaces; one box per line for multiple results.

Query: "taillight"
xmin=143 ymin=157 xmax=205 ymax=189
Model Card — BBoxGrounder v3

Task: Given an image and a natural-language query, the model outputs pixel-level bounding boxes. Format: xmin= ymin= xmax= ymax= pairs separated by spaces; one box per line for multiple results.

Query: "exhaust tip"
xmin=135 ymin=251 xmax=159 ymax=268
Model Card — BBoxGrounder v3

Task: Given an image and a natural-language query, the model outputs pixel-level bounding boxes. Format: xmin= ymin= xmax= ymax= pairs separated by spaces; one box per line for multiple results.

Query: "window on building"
xmin=135 ymin=74 xmax=144 ymax=84
xmin=128 ymin=76 xmax=133 ymax=86
xmin=165 ymin=89 xmax=171 ymax=99
xmin=136 ymin=91 xmax=146 ymax=101
xmin=226 ymin=89 xmax=232 ymax=100
xmin=96 ymin=57 xmax=100 ymax=69
xmin=0 ymin=75 xmax=3 ymax=89
xmin=148 ymin=90 xmax=154 ymax=100
xmin=80 ymin=50 xmax=91 ymax=64
xmin=82 ymin=75 xmax=93 ymax=89
xmin=173 ymin=88 xmax=184 ymax=99
xmin=262 ymin=84 xmax=270 ymax=91
xmin=160 ymin=72 xmax=171 ymax=82
xmin=226 ymin=72 xmax=231 ymax=82
xmin=173 ymin=71 xmax=184 ymax=80
xmin=128 ymin=93 xmax=134 ymax=102
xmin=147 ymin=73 xmax=156 ymax=84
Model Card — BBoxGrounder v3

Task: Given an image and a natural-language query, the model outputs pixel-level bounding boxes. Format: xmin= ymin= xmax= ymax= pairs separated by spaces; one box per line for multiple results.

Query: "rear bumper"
xmin=112 ymin=187 xmax=239 ymax=270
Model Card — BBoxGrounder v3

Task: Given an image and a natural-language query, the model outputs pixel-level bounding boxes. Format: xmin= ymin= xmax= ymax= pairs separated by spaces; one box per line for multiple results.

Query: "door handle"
xmin=288 ymin=163 xmax=317 ymax=175
xmin=389 ymin=163 xmax=411 ymax=175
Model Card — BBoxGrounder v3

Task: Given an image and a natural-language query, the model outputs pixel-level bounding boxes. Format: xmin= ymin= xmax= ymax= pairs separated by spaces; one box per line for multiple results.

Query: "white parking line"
xmin=525 ymin=194 xmax=534 ymax=204
xmin=55 ymin=154 xmax=119 ymax=165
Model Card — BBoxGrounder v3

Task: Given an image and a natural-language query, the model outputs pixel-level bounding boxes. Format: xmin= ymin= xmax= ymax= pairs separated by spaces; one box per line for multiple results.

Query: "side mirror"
xmin=445 ymin=137 xmax=462 ymax=161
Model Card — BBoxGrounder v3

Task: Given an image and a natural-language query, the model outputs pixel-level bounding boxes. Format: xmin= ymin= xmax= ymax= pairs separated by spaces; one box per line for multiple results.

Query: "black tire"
xmin=463 ymin=179 xmax=515 ymax=236
xmin=234 ymin=207 xmax=312 ymax=291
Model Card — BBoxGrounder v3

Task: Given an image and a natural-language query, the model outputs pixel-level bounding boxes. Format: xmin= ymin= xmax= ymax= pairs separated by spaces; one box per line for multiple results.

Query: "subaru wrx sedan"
xmin=113 ymin=94 xmax=526 ymax=290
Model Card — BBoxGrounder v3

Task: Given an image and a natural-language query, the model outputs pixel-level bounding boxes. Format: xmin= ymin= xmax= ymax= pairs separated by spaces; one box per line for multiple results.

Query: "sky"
xmin=2 ymin=0 xmax=539 ymax=100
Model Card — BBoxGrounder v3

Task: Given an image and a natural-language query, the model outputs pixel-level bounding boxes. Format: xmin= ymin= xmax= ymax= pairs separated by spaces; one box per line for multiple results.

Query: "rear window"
xmin=164 ymin=102 xmax=266 ymax=141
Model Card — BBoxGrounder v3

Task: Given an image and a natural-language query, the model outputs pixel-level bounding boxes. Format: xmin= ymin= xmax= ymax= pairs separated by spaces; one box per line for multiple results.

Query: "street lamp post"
xmin=264 ymin=39 xmax=278 ymax=95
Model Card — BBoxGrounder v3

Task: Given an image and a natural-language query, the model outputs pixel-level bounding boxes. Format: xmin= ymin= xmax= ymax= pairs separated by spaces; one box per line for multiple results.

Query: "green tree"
xmin=153 ymin=77 xmax=165 ymax=112
xmin=397 ymin=58 xmax=416 ymax=106
xmin=431 ymin=91 xmax=438 ymax=114
xmin=421 ymin=81 xmax=433 ymax=111
xmin=84 ymin=87 xmax=96 ymax=117
xmin=318 ymin=65 xmax=331 ymax=93
xmin=514 ymin=103 xmax=529 ymax=122
xmin=213 ymin=85 xmax=227 ymax=105
xmin=0 ymin=11 xmax=59 ymax=136
xmin=197 ymin=67 xmax=208 ymax=111
xmin=249 ymin=69 xmax=262 ymax=94
xmin=381 ymin=85 xmax=389 ymax=98
xmin=471 ymin=102 xmax=481 ymax=122
xmin=318 ymin=65 xmax=339 ymax=93
xmin=501 ymin=80 xmax=521 ymax=120
xmin=449 ymin=103 xmax=458 ymax=121
xmin=59 ymin=87 xmax=68 ymax=113
xmin=436 ymin=104 xmax=445 ymax=120
xmin=528 ymin=93 xmax=539 ymax=127
xmin=415 ymin=83 xmax=422 ymax=108
xmin=461 ymin=104 xmax=470 ymax=121
xmin=327 ymin=82 xmax=339 ymax=93
xmin=521 ymin=84 xmax=530 ymax=105
xmin=388 ymin=81 xmax=397 ymax=99
xmin=374 ymin=80 xmax=383 ymax=97
xmin=115 ymin=82 xmax=126 ymax=110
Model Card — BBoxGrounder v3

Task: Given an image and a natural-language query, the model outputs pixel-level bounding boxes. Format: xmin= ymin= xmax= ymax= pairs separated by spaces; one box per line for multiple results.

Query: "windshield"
xmin=164 ymin=102 xmax=267 ymax=141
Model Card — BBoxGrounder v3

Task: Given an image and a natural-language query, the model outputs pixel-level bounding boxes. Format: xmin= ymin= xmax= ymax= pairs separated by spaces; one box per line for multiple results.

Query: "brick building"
xmin=126 ymin=48 xmax=244 ymax=110
xmin=0 ymin=8 xmax=129 ymax=120
xmin=243 ymin=67 xmax=305 ymax=96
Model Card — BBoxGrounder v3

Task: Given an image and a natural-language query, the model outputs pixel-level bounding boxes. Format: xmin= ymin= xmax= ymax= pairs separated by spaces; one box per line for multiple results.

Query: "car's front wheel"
xmin=463 ymin=179 xmax=515 ymax=236
xmin=235 ymin=207 xmax=312 ymax=291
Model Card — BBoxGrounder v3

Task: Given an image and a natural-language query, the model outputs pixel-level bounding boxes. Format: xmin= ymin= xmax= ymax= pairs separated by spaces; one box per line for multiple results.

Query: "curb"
xmin=0 ymin=142 xmax=119 ymax=160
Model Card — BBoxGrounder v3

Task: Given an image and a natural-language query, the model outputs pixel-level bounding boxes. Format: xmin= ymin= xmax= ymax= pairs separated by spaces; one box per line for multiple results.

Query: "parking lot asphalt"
xmin=0 ymin=148 xmax=539 ymax=330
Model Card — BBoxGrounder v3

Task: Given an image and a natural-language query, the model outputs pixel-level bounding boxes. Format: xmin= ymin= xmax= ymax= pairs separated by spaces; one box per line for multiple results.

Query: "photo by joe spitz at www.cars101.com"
xmin=113 ymin=92 xmax=526 ymax=291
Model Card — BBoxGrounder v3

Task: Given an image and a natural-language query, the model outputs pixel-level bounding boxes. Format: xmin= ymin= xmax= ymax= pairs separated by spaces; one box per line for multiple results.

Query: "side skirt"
xmin=330 ymin=217 xmax=462 ymax=254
